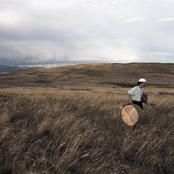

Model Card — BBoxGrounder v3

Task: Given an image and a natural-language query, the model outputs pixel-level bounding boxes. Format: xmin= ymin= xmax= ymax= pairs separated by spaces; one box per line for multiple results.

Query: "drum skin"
xmin=121 ymin=104 xmax=143 ymax=126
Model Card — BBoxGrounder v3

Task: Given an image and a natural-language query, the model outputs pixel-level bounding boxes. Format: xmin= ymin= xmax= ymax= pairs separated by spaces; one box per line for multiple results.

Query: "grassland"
xmin=0 ymin=63 xmax=174 ymax=174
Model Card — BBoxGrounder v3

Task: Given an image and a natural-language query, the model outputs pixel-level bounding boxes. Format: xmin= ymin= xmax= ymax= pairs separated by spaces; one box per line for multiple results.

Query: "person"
xmin=127 ymin=78 xmax=158 ymax=110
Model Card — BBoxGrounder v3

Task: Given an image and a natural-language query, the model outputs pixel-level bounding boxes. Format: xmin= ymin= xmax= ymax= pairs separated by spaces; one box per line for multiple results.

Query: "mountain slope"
xmin=0 ymin=63 xmax=174 ymax=88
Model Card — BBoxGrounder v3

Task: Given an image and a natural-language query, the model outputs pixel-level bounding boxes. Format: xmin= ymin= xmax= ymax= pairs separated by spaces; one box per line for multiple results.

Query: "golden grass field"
xmin=0 ymin=63 xmax=174 ymax=174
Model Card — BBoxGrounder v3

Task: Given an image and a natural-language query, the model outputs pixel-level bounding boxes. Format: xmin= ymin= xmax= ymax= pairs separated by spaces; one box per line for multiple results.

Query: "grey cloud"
xmin=0 ymin=0 xmax=174 ymax=66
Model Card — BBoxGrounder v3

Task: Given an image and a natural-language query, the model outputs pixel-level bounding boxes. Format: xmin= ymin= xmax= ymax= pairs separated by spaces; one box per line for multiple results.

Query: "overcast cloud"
xmin=0 ymin=0 xmax=174 ymax=67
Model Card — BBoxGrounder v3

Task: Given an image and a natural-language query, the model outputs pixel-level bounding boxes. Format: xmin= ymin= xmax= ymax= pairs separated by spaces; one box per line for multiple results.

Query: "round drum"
xmin=121 ymin=104 xmax=143 ymax=126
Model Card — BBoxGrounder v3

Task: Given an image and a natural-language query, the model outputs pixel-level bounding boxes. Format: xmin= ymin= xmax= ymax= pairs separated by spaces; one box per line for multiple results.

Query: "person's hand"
xmin=148 ymin=102 xmax=158 ymax=110
xmin=153 ymin=105 xmax=158 ymax=110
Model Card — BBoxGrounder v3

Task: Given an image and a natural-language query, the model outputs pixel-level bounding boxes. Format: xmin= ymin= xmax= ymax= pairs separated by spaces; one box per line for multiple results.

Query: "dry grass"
xmin=0 ymin=86 xmax=174 ymax=174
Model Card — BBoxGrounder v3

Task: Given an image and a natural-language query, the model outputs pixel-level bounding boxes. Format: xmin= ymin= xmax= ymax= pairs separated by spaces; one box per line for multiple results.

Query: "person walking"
xmin=127 ymin=78 xmax=157 ymax=110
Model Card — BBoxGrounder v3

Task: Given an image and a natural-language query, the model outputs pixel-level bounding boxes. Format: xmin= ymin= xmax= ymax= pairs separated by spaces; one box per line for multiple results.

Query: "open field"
xmin=0 ymin=63 xmax=174 ymax=173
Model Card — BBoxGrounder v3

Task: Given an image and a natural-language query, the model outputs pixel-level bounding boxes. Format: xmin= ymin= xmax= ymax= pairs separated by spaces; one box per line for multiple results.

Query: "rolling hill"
xmin=0 ymin=63 xmax=174 ymax=88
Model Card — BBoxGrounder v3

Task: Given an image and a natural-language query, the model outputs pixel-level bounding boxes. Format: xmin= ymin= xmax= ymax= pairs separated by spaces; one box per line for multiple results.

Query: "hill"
xmin=0 ymin=65 xmax=26 ymax=73
xmin=0 ymin=63 xmax=174 ymax=88
xmin=0 ymin=65 xmax=44 ymax=73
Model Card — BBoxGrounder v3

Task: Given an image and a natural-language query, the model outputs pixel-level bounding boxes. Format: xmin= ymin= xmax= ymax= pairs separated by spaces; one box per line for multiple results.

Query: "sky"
xmin=0 ymin=0 xmax=174 ymax=68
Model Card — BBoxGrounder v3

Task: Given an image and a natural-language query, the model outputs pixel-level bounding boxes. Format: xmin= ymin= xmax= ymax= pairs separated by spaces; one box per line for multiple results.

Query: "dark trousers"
xmin=133 ymin=100 xmax=143 ymax=110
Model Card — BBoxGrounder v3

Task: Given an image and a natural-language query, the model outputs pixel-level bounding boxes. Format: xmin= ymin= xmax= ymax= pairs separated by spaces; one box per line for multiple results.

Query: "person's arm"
xmin=127 ymin=93 xmax=133 ymax=105
xmin=144 ymin=101 xmax=158 ymax=110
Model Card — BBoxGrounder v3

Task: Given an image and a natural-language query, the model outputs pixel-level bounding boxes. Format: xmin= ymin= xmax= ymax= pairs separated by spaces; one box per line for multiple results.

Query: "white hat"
xmin=138 ymin=78 xmax=146 ymax=82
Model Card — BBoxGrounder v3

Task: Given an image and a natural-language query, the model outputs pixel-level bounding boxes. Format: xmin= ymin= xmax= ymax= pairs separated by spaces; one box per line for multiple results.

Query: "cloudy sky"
xmin=0 ymin=0 xmax=174 ymax=67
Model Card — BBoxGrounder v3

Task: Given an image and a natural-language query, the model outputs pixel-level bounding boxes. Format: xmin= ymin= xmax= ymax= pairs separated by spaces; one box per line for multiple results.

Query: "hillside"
xmin=0 ymin=63 xmax=174 ymax=88
xmin=0 ymin=65 xmax=25 ymax=73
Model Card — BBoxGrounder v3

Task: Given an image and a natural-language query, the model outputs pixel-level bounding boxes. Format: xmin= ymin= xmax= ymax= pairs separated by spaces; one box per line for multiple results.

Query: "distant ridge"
xmin=0 ymin=65 xmax=44 ymax=73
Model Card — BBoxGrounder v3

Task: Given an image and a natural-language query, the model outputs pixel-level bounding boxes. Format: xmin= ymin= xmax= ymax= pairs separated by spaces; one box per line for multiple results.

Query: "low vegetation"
xmin=0 ymin=86 xmax=174 ymax=174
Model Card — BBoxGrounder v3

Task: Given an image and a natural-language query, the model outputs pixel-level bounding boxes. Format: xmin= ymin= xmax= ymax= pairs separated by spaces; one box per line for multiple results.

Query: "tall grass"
xmin=0 ymin=89 xmax=174 ymax=174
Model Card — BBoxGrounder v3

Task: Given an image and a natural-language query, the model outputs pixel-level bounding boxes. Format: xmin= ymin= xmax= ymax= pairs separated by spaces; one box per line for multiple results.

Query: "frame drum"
xmin=121 ymin=104 xmax=143 ymax=126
